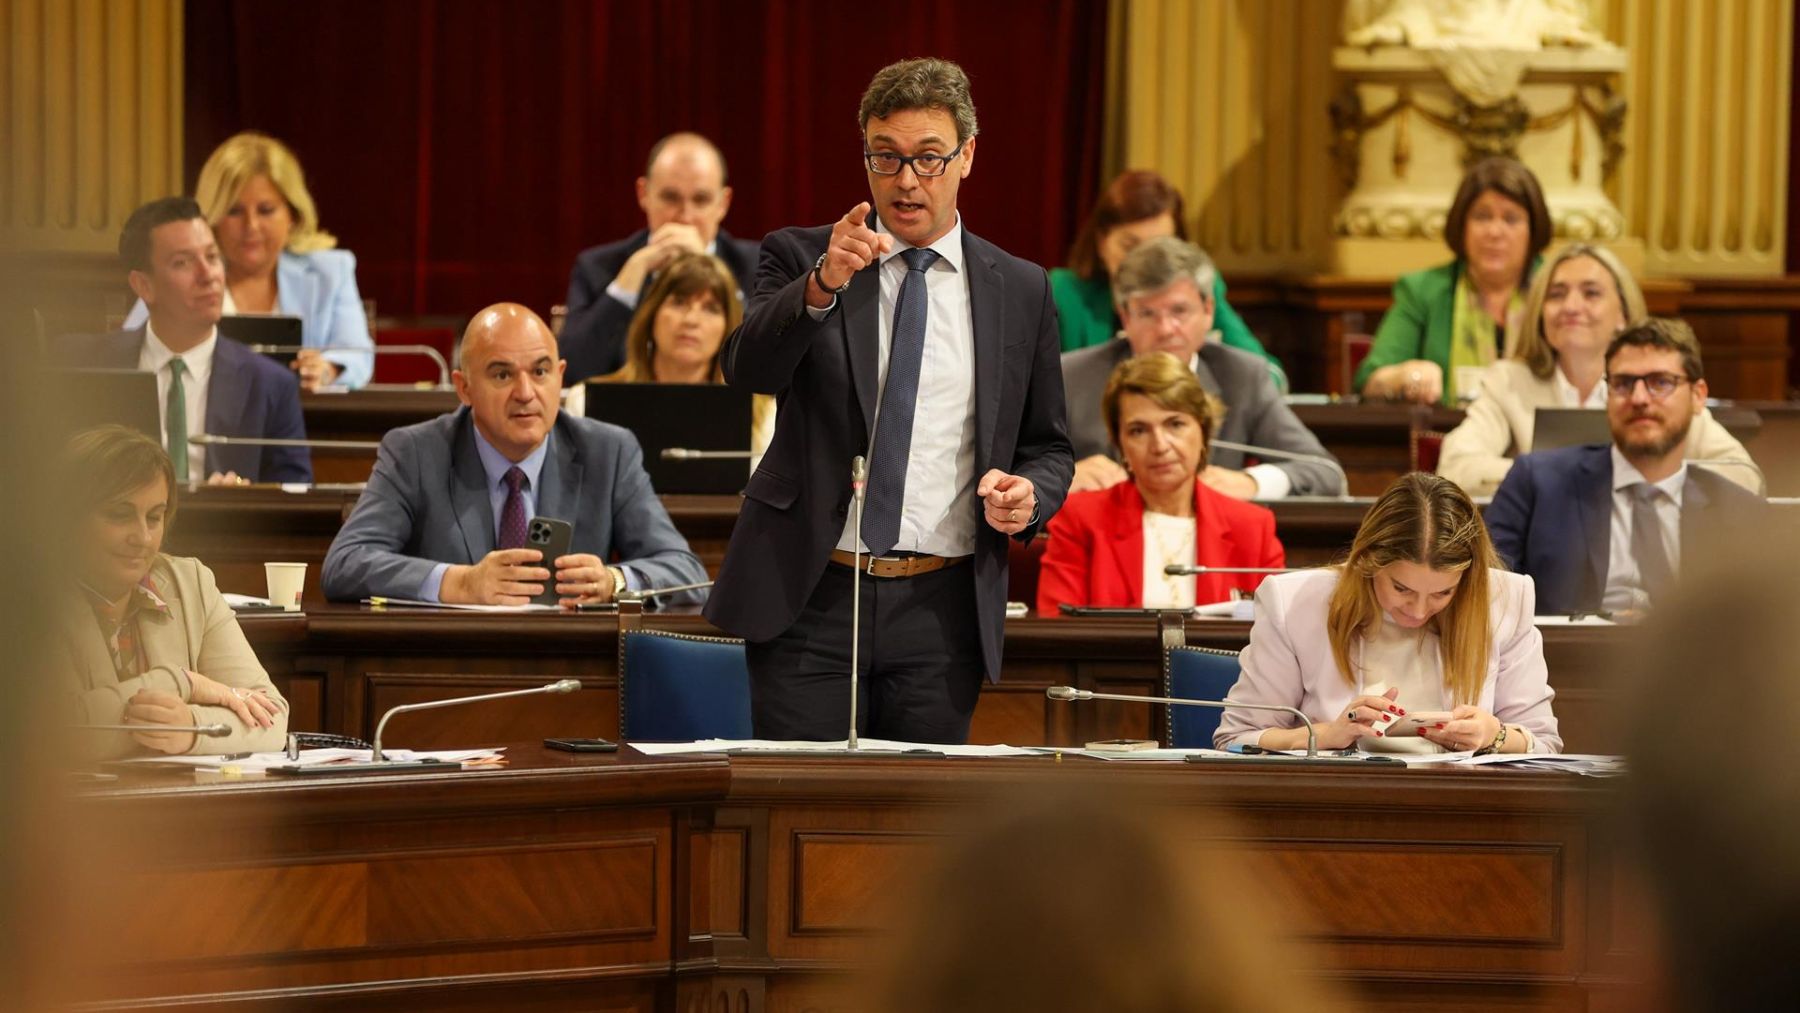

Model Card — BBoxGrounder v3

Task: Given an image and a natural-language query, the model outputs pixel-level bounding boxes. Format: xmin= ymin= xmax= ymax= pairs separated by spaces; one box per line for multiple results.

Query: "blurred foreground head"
xmin=870 ymin=785 xmax=1333 ymax=1013
xmin=1621 ymin=527 xmax=1800 ymax=1010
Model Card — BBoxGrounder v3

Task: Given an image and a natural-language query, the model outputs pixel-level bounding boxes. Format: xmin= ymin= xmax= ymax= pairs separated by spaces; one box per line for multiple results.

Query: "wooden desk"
xmin=243 ymin=606 xmax=1633 ymax=756
xmin=73 ymin=749 xmax=1644 ymax=1011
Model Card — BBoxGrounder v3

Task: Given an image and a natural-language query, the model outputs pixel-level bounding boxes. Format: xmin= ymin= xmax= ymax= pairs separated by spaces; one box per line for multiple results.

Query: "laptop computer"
xmin=1532 ymin=407 xmax=1611 ymax=451
xmin=582 ymin=382 xmax=754 ymax=495
xmin=218 ymin=315 xmax=305 ymax=367
xmin=52 ymin=368 xmax=162 ymax=441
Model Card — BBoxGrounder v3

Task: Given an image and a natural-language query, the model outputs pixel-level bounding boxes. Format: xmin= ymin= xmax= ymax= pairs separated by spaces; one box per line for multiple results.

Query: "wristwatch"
xmin=605 ymin=565 xmax=627 ymax=596
xmin=1474 ymin=722 xmax=1509 ymax=756
xmin=812 ymin=252 xmax=853 ymax=295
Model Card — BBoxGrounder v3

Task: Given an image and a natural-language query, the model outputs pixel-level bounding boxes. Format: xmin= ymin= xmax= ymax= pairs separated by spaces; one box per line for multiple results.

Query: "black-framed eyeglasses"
xmin=863 ymin=141 xmax=966 ymax=177
xmin=1605 ymin=371 xmax=1690 ymax=400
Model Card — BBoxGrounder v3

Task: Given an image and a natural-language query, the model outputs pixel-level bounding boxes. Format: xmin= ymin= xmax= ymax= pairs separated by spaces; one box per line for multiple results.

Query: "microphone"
xmin=1163 ymin=564 xmax=1295 ymax=576
xmin=662 ymin=448 xmax=755 ymax=460
xmin=614 ymin=579 xmax=714 ymax=604
xmin=189 ymin=433 xmax=380 ymax=451
xmin=1207 ymin=439 xmax=1350 ymax=500
xmin=849 ymin=454 xmax=868 ymax=751
xmin=372 ymin=679 xmax=580 ymax=761
xmin=1044 ymin=685 xmax=1321 ymax=758
xmin=243 ymin=343 xmax=452 ymax=388
xmin=74 ymin=722 xmax=232 ymax=737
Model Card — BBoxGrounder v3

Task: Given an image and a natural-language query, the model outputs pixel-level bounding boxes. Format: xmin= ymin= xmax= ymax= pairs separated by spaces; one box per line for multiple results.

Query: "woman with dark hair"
xmin=60 ymin=425 xmax=287 ymax=759
xmin=1356 ymin=157 xmax=1554 ymax=405
xmin=1215 ymin=472 xmax=1559 ymax=754
xmin=1050 ymin=170 xmax=1286 ymax=387
xmin=589 ymin=252 xmax=774 ymax=466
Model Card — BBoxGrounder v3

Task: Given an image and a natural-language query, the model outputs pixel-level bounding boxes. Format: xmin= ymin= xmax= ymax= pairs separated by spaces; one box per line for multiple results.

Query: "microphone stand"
xmin=189 ymin=433 xmax=381 ymax=452
xmin=849 ymin=454 xmax=866 ymax=751
xmin=1162 ymin=565 xmax=1294 ymax=576
xmin=74 ymin=722 xmax=232 ymax=737
xmin=662 ymin=448 xmax=755 ymax=460
xmin=1044 ymin=686 xmax=1401 ymax=766
xmin=268 ymin=679 xmax=582 ymax=776
xmin=244 ymin=343 xmax=453 ymax=388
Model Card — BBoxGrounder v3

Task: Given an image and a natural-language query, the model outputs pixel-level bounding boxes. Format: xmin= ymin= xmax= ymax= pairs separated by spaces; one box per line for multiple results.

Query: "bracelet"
xmin=1474 ymin=722 xmax=1508 ymax=756
xmin=812 ymin=252 xmax=852 ymax=295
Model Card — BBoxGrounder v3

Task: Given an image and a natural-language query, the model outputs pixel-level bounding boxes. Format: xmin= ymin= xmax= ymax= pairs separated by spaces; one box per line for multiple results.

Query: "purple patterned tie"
xmin=498 ymin=466 xmax=528 ymax=550
xmin=862 ymin=247 xmax=939 ymax=557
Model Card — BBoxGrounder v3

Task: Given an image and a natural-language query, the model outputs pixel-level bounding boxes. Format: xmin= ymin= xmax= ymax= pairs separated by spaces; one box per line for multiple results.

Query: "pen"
xmin=218 ymin=753 xmax=251 ymax=761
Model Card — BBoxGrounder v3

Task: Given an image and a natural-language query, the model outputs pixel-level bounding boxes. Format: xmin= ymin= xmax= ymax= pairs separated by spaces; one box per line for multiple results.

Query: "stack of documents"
xmin=111 ymin=747 xmax=507 ymax=776
xmin=1464 ymin=753 xmax=1626 ymax=777
xmin=632 ymin=738 xmax=1040 ymax=757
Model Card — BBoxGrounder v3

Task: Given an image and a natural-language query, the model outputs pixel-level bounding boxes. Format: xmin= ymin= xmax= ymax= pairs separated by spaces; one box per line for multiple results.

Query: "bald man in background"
xmin=560 ymin=132 xmax=761 ymax=380
xmin=322 ymin=303 xmax=706 ymax=606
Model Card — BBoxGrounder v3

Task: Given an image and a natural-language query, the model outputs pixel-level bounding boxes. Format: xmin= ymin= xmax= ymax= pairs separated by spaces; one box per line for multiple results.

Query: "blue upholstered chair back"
xmin=619 ymin=630 xmax=753 ymax=741
xmin=1163 ymin=646 xmax=1243 ymax=748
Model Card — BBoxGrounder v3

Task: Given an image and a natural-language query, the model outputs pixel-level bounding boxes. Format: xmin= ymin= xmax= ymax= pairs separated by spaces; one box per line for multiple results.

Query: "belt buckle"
xmin=866 ymin=554 xmax=900 ymax=576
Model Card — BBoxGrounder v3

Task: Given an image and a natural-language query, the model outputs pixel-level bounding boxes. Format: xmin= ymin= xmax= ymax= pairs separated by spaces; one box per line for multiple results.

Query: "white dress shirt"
xmin=1603 ymin=445 xmax=1685 ymax=612
xmin=139 ymin=321 xmax=218 ymax=477
xmin=828 ymin=216 xmax=979 ymax=557
xmin=1552 ymin=366 xmax=1607 ymax=409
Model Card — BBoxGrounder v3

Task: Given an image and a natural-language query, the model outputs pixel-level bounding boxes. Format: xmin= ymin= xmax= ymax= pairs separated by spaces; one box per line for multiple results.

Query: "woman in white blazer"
xmin=1437 ymin=243 xmax=1763 ymax=496
xmin=1215 ymin=472 xmax=1560 ymax=754
xmin=125 ymin=132 xmax=375 ymax=390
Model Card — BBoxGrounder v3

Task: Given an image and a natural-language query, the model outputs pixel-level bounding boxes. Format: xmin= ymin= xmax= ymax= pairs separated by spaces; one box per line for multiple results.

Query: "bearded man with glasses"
xmin=1485 ymin=318 xmax=1767 ymax=616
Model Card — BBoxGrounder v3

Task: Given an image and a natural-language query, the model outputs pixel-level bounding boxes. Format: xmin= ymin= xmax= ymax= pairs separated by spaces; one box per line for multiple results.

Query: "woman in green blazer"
xmin=1355 ymin=157 xmax=1552 ymax=405
xmin=1051 ymin=170 xmax=1287 ymax=390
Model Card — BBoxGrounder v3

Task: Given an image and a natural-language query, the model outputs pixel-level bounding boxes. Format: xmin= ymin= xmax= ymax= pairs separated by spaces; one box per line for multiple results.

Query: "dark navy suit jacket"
xmin=560 ymin=227 xmax=761 ymax=382
xmin=53 ymin=329 xmax=311 ymax=483
xmin=1484 ymin=442 xmax=1766 ymax=613
xmin=702 ymin=220 xmax=1074 ymax=683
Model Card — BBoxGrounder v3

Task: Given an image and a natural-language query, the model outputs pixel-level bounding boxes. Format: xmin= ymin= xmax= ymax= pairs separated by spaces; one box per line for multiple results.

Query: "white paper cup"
xmin=264 ymin=562 xmax=307 ymax=611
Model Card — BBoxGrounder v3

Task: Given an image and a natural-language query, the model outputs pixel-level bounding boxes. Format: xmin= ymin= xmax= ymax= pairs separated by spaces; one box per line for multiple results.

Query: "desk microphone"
xmin=1207 ymin=439 xmax=1351 ymax=500
xmin=245 ymin=343 xmax=453 ymax=388
xmin=615 ymin=579 xmax=714 ymax=604
xmin=662 ymin=447 xmax=755 ymax=460
xmin=1163 ymin=564 xmax=1296 ymax=576
xmin=848 ymin=454 xmax=868 ymax=751
xmin=189 ymin=433 xmax=380 ymax=451
xmin=74 ymin=722 xmax=231 ymax=737
xmin=1045 ymin=685 xmax=1322 ymax=758
xmin=372 ymin=679 xmax=580 ymax=761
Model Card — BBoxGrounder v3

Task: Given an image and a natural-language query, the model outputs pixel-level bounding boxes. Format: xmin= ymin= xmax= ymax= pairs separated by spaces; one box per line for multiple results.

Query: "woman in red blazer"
xmin=1038 ymin=353 xmax=1284 ymax=613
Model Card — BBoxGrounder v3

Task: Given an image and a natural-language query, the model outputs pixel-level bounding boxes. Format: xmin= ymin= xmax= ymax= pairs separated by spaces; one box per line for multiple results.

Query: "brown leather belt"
xmin=828 ymin=549 xmax=970 ymax=579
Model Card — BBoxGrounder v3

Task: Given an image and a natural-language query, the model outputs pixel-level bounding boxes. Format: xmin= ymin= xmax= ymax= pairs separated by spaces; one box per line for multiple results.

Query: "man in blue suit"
xmin=560 ymin=133 xmax=760 ymax=382
xmin=322 ymin=303 xmax=706 ymax=607
xmin=704 ymin=58 xmax=1073 ymax=743
xmin=1485 ymin=318 xmax=1765 ymax=615
xmin=54 ymin=196 xmax=311 ymax=484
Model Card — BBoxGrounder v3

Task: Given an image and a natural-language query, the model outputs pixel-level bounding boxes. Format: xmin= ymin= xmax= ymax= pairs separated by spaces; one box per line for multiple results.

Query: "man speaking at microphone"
xmin=704 ymin=58 xmax=1073 ymax=744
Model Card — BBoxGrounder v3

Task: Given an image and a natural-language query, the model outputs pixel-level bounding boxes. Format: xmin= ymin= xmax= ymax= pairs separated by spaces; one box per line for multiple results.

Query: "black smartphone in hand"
xmin=526 ymin=517 xmax=575 ymax=606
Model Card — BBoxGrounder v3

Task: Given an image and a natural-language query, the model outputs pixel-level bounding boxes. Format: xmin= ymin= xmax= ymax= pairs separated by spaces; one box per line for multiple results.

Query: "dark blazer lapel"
xmin=842 ymin=265 xmax=882 ymax=432
xmin=1575 ymin=445 xmax=1613 ymax=603
xmin=205 ymin=338 xmax=254 ymax=438
xmin=536 ymin=423 xmax=582 ymax=529
xmin=968 ymin=236 xmax=1005 ymax=471
xmin=1678 ymin=470 xmax=1714 ymax=562
xmin=449 ymin=415 xmax=496 ymax=562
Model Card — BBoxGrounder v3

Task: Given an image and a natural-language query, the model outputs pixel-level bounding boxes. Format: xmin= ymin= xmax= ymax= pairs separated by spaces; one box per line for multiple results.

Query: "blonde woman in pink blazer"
xmin=1216 ymin=473 xmax=1560 ymax=755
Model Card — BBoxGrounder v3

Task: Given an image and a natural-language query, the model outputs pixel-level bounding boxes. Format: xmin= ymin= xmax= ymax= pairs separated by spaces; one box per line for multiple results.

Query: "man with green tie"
xmin=54 ymin=197 xmax=311 ymax=484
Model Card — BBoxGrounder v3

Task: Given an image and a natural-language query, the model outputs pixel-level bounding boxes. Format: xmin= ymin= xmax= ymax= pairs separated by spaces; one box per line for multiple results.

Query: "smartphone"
xmin=544 ymin=737 xmax=618 ymax=753
xmin=1373 ymin=711 xmax=1455 ymax=738
xmin=525 ymin=517 xmax=575 ymax=606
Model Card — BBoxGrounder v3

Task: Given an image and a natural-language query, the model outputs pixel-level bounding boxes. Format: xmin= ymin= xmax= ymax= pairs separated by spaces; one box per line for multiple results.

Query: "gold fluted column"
xmin=1107 ymin=0 xmax=1344 ymax=275
xmin=1595 ymin=0 xmax=1792 ymax=277
xmin=2 ymin=0 xmax=183 ymax=255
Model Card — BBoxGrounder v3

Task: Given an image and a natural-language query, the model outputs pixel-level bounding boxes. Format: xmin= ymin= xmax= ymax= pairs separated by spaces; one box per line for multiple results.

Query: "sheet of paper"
xmin=222 ymin=592 xmax=272 ymax=608
xmin=630 ymin=738 xmax=1039 ymax=757
xmin=361 ymin=597 xmax=560 ymax=613
xmin=1533 ymin=614 xmax=1616 ymax=626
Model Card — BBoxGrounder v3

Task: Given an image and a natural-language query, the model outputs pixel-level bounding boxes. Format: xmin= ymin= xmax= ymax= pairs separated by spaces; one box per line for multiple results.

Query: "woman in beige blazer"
xmin=62 ymin=426 xmax=287 ymax=759
xmin=1438 ymin=244 xmax=1763 ymax=497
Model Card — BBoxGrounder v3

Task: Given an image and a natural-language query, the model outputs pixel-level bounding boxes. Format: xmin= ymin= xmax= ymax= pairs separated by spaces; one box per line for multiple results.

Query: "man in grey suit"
xmin=1061 ymin=237 xmax=1341 ymax=498
xmin=322 ymin=303 xmax=705 ymax=606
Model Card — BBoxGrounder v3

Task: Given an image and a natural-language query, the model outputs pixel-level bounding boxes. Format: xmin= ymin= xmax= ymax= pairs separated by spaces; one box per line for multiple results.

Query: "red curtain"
xmin=185 ymin=0 xmax=1110 ymax=320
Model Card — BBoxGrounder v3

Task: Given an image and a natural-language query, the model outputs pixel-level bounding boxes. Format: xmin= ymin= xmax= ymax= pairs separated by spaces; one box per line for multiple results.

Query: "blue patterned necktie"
xmin=861 ymin=247 xmax=940 ymax=557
